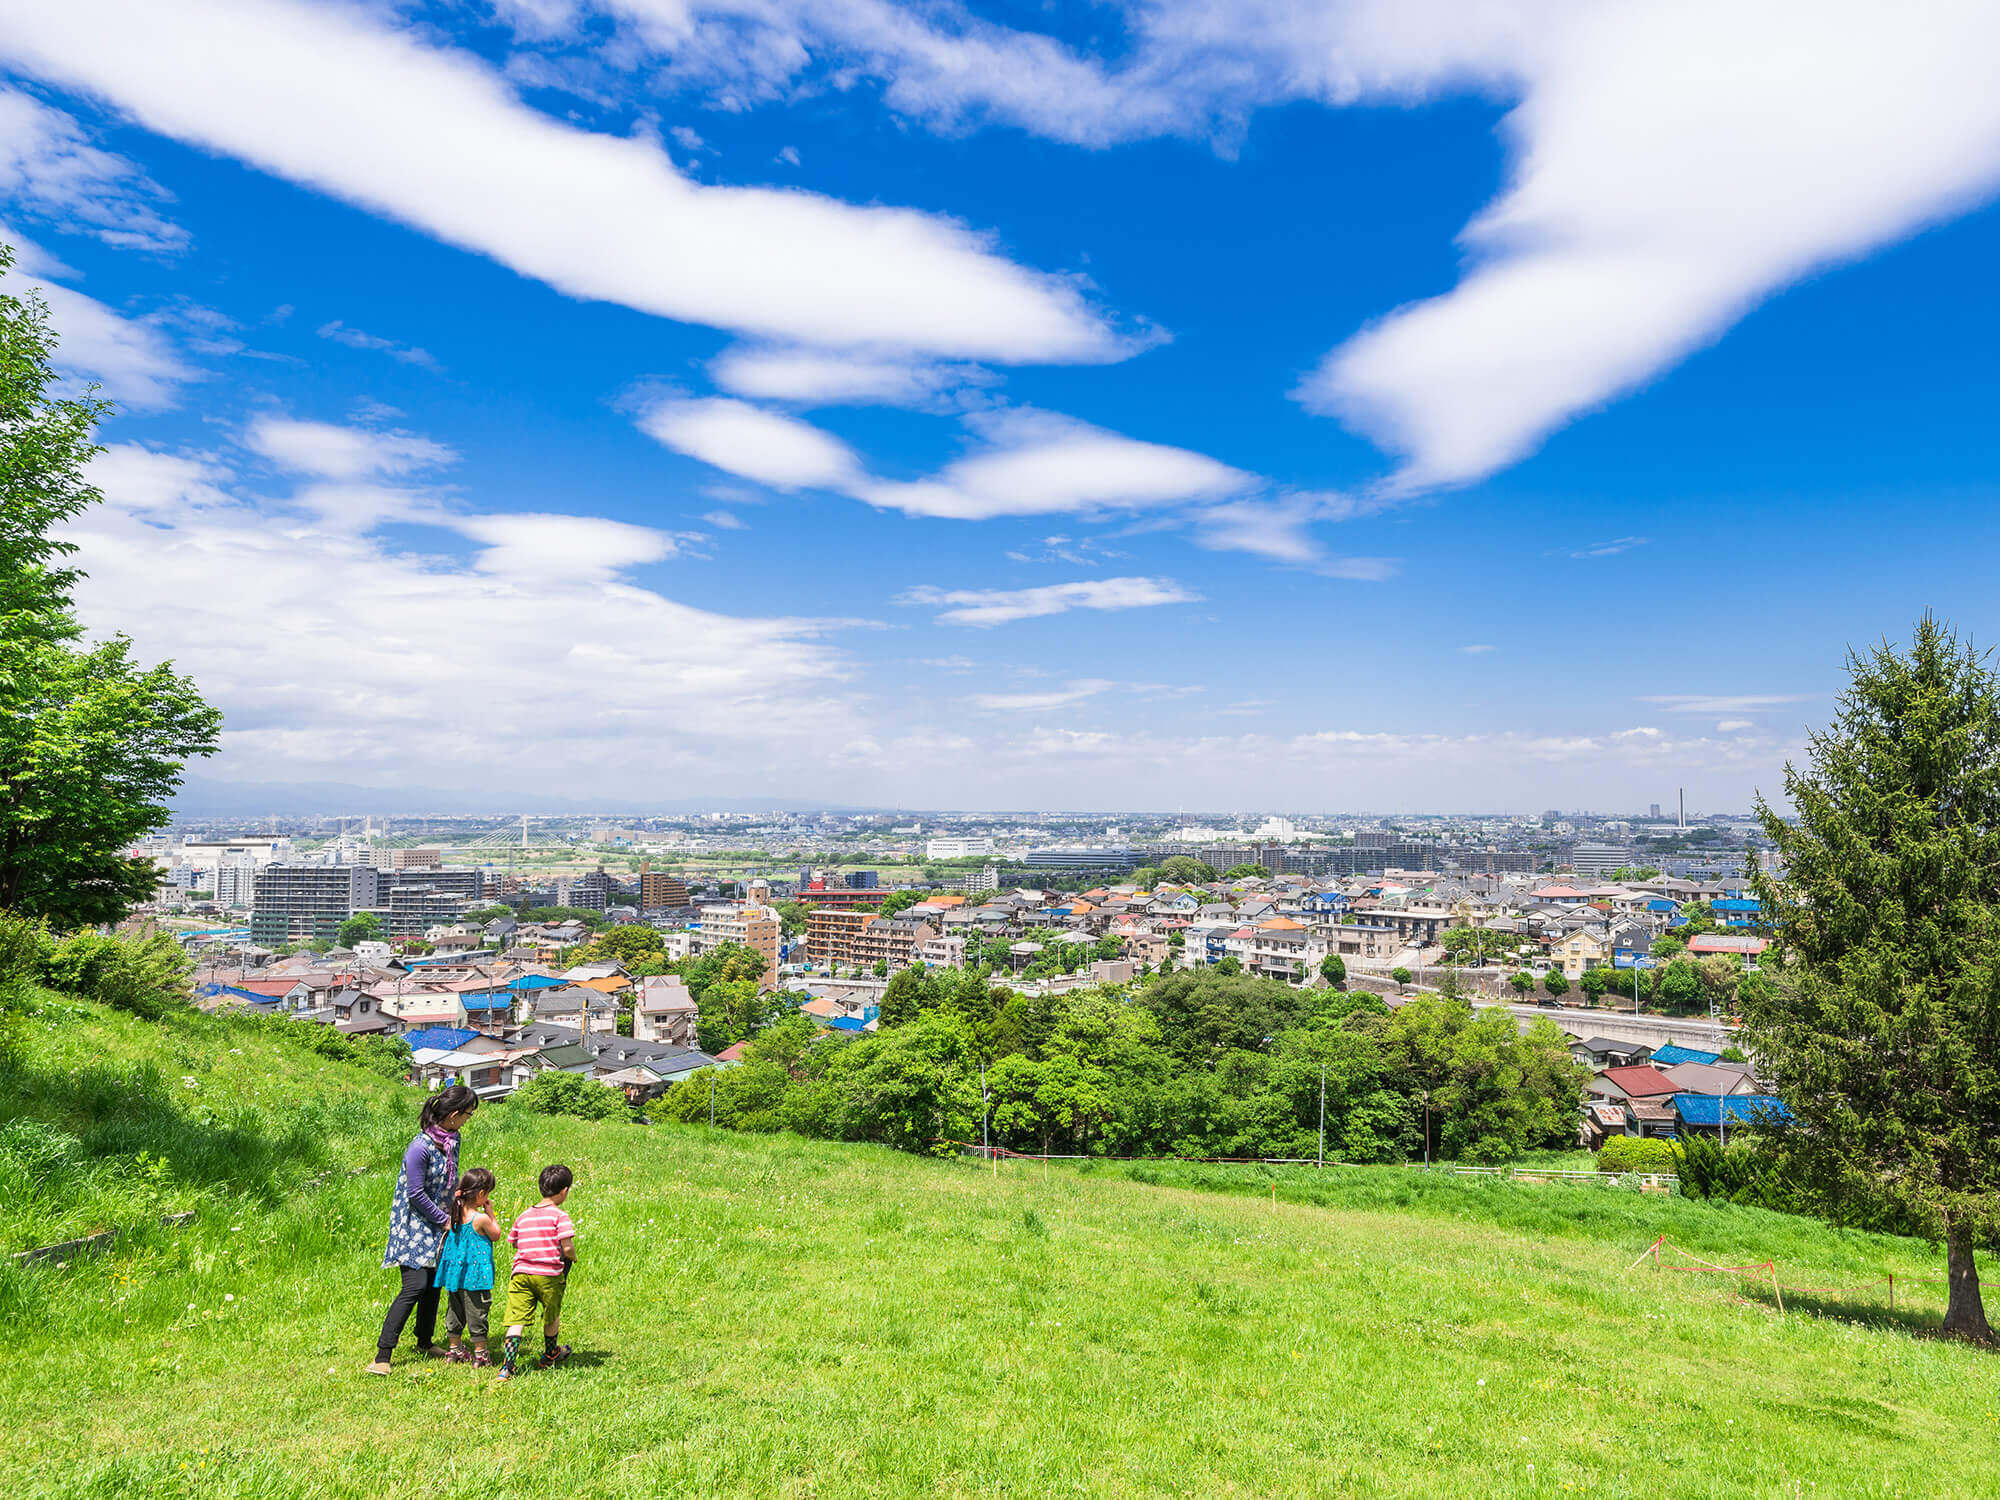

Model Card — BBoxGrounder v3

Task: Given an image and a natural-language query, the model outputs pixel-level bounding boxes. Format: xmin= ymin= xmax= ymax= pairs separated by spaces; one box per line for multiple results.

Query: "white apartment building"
xmin=215 ymin=856 xmax=259 ymax=909
xmin=927 ymin=836 xmax=996 ymax=859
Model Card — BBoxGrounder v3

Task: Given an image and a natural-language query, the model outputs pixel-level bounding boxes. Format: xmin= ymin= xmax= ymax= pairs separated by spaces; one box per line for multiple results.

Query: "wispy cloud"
xmin=1638 ymin=694 xmax=1809 ymax=715
xmin=1460 ymin=644 xmax=1496 ymax=655
xmin=898 ymin=576 xmax=1199 ymax=627
xmin=968 ymin=678 xmax=1116 ymax=711
xmin=699 ymin=509 xmax=748 ymax=530
xmin=317 ymin=319 xmax=441 ymax=371
xmin=1567 ymin=537 xmax=1649 ymax=560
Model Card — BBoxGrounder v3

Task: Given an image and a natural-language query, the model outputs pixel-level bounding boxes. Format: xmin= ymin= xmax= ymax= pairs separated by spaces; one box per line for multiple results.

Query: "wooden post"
xmin=1769 ymin=1263 xmax=1784 ymax=1314
xmin=1887 ymin=1273 xmax=1894 ymax=1313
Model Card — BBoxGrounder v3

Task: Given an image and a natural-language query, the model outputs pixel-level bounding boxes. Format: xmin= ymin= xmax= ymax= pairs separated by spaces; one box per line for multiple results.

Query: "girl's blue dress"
xmin=433 ymin=1220 xmax=495 ymax=1292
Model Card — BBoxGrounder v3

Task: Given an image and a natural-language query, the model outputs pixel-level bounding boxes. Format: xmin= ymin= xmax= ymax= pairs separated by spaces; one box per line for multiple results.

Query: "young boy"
xmin=497 ymin=1164 xmax=576 ymax=1381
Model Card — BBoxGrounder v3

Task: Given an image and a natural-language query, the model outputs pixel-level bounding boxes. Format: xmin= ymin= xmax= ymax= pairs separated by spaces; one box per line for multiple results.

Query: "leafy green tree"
xmin=1319 ymin=953 xmax=1346 ymax=986
xmin=1541 ymin=968 xmax=1569 ymax=1000
xmin=773 ymin=900 xmax=811 ymax=938
xmin=508 ymin=1069 xmax=635 ymax=1121
xmin=1649 ymin=933 xmax=1686 ymax=960
xmin=572 ymin=923 xmax=666 ymax=966
xmin=876 ymin=889 xmax=923 ymax=918
xmin=1128 ymin=866 xmax=1161 ymax=888
xmin=336 ymin=912 xmax=385 ymax=949
xmin=1579 ymin=966 xmax=1609 ymax=1005
xmin=1213 ymin=955 xmax=1242 ymax=976
xmin=1158 ymin=855 xmax=1218 ymax=885
xmin=1222 ymin=864 xmax=1270 ymax=881
xmin=1390 ymin=966 xmax=1412 ymax=992
xmin=0 ymin=256 xmax=222 ymax=926
xmin=1748 ymin=616 xmax=2000 ymax=1339
xmin=1508 ymin=970 xmax=1534 ymax=995
xmin=1656 ymin=958 xmax=1703 ymax=1014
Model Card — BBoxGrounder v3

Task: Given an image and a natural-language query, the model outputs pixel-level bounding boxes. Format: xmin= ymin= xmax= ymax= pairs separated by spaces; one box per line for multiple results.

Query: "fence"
xmin=1627 ymin=1235 xmax=1954 ymax=1315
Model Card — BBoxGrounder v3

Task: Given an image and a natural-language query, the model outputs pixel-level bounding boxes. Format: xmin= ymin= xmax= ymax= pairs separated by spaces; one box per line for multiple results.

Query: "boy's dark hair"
xmin=451 ymin=1167 xmax=495 ymax=1230
xmin=539 ymin=1163 xmax=573 ymax=1198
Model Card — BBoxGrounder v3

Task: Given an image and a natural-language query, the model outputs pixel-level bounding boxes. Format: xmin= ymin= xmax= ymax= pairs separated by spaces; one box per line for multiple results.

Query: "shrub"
xmin=230 ymin=1015 xmax=411 ymax=1081
xmin=1595 ymin=1136 xmax=1682 ymax=1175
xmin=40 ymin=929 xmax=192 ymax=1020
xmin=507 ymin=1068 xmax=635 ymax=1122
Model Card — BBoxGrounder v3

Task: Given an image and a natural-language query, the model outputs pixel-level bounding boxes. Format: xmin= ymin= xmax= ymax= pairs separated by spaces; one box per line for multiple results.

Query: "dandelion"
xmin=224 ymin=1293 xmax=235 ymax=1302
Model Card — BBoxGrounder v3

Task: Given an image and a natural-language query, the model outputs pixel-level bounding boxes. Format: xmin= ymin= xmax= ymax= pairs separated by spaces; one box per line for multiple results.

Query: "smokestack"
xmin=1678 ymin=788 xmax=1685 ymax=830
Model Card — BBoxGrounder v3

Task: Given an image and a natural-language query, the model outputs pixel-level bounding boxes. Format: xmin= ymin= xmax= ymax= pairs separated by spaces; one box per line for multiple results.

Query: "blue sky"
xmin=7 ymin=0 xmax=2000 ymax=811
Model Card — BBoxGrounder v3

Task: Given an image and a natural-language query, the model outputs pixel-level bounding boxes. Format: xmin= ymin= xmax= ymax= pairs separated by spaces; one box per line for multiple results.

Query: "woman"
xmin=366 ymin=1083 xmax=479 ymax=1375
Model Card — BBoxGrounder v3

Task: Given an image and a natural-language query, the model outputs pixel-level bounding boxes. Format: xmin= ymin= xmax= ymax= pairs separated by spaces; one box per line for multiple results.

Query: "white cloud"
xmin=1638 ymin=694 xmax=1809 ymax=715
xmin=549 ymin=1 xmax=2000 ymax=490
xmin=708 ymin=343 xmax=985 ymax=408
xmin=317 ymin=320 xmax=441 ymax=371
xmin=1186 ymin=492 xmax=1401 ymax=577
xmin=0 ymin=85 xmax=186 ymax=253
xmin=774 ymin=145 xmax=801 ymax=167
xmin=699 ymin=509 xmax=747 ymax=530
xmin=68 ymin=443 xmax=861 ymax=788
xmin=637 ymin=395 xmax=863 ymax=490
xmin=3 ymin=232 xmax=193 ymax=408
xmin=968 ymin=679 xmax=1115 ymax=711
xmin=1717 ymin=720 xmax=1753 ymax=733
xmin=1460 ymin=644 xmax=1495 ymax=655
xmin=858 ymin=408 xmax=1254 ymax=520
xmin=0 ymin=0 xmax=1131 ymax=363
xmin=243 ymin=416 xmax=458 ymax=480
xmin=898 ymin=575 xmax=1198 ymax=627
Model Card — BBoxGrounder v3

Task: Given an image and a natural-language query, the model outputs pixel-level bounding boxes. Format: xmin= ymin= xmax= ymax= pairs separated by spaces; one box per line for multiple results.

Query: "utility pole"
xmin=1317 ymin=1063 xmax=1327 ymax=1168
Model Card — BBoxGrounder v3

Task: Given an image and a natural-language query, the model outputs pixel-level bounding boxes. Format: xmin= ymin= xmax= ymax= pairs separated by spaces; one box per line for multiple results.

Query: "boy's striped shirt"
xmin=508 ymin=1204 xmax=573 ymax=1276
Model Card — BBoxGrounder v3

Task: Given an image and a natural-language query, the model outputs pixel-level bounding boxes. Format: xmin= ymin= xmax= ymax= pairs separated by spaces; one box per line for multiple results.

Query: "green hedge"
xmin=1595 ymin=1136 xmax=1682 ymax=1175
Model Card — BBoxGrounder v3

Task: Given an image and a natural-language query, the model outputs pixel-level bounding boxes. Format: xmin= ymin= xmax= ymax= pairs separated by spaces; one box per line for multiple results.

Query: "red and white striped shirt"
xmin=507 ymin=1204 xmax=574 ymax=1276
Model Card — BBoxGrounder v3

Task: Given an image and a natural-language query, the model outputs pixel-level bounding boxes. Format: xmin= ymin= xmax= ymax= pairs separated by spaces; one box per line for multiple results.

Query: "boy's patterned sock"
xmin=544 ymin=1334 xmax=559 ymax=1358
xmin=500 ymin=1334 xmax=521 ymax=1374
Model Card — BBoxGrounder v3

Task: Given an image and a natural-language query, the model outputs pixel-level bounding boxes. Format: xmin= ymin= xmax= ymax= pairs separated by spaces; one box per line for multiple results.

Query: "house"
xmin=1588 ymin=1064 xmax=1681 ymax=1104
xmin=1711 ymin=898 xmax=1762 ymax=928
xmin=531 ymin=986 xmax=620 ymax=1034
xmin=1551 ymin=926 xmax=1614 ymax=979
xmin=1649 ymin=1043 xmax=1720 ymax=1068
xmin=633 ymin=974 xmax=699 ymax=1046
xmin=1567 ymin=1036 xmax=1653 ymax=1069
xmin=1671 ymin=1093 xmax=1793 ymax=1138
xmin=399 ymin=1025 xmax=481 ymax=1058
xmin=1660 ymin=1060 xmax=1758 ymax=1096
xmin=1687 ymin=934 xmax=1769 ymax=960
xmin=1580 ymin=1099 xmax=1630 ymax=1150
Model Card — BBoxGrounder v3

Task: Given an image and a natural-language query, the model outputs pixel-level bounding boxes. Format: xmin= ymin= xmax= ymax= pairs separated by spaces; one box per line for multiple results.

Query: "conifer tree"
xmin=1750 ymin=616 xmax=2000 ymax=1339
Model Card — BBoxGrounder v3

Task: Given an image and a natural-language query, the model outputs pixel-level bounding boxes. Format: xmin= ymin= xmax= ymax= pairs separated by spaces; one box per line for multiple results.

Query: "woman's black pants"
xmin=377 ymin=1264 xmax=440 ymax=1359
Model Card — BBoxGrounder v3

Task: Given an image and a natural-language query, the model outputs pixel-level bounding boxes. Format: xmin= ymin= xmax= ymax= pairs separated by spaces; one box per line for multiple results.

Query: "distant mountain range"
xmin=169 ymin=775 xmax=869 ymax=818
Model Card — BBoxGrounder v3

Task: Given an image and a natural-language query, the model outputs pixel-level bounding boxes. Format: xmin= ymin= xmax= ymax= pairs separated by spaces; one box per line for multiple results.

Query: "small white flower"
xmin=224 ymin=1294 xmax=234 ymax=1302
xmin=1477 ymin=1379 xmax=1486 ymax=1387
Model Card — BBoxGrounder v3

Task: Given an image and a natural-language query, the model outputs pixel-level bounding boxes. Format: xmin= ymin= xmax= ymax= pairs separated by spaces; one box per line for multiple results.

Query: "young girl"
xmin=434 ymin=1168 xmax=503 ymax=1366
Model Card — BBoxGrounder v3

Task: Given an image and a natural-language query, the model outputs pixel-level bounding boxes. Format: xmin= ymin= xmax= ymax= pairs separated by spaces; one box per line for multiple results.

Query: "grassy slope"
xmin=4 ymin=1003 xmax=2000 ymax=1498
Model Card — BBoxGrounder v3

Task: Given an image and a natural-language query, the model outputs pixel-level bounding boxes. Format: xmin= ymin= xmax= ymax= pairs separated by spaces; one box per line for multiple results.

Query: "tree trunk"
xmin=1942 ymin=1225 xmax=1993 ymax=1342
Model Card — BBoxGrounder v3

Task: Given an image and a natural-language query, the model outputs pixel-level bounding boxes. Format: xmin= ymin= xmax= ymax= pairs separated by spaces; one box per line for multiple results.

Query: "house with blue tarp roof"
xmin=509 ymin=973 xmax=569 ymax=991
xmin=1672 ymin=1092 xmax=1791 ymax=1137
xmin=1650 ymin=1043 xmax=1720 ymax=1067
xmin=1645 ymin=898 xmax=1680 ymax=913
xmin=400 ymin=1026 xmax=479 ymax=1055
xmin=1711 ymin=898 xmax=1761 ymax=928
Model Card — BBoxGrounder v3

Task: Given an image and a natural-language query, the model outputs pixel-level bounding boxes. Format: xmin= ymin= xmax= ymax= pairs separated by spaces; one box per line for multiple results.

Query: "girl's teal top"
xmin=432 ymin=1219 xmax=495 ymax=1292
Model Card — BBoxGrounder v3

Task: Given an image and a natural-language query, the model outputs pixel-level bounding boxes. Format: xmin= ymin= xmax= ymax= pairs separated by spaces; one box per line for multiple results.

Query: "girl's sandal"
xmin=536 ymin=1344 xmax=573 ymax=1370
xmin=471 ymin=1351 xmax=493 ymax=1368
xmin=445 ymin=1348 xmax=471 ymax=1364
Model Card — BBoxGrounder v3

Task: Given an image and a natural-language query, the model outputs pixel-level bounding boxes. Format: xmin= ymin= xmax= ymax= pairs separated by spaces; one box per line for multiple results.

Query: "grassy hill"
xmin=6 ymin=997 xmax=2000 ymax=1497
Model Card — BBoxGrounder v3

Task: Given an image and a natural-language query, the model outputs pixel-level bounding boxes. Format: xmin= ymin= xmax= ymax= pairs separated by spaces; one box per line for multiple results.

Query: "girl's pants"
xmin=446 ymin=1288 xmax=492 ymax=1341
xmin=377 ymin=1264 xmax=441 ymax=1359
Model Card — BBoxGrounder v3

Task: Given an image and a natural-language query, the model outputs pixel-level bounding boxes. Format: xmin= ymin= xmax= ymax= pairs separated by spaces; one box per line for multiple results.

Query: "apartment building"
xmin=693 ymin=902 xmax=780 ymax=985
xmin=917 ymin=934 xmax=967 ymax=968
xmin=807 ymin=907 xmax=875 ymax=967
xmin=639 ymin=870 xmax=690 ymax=910
xmin=250 ymin=863 xmax=380 ymax=946
xmin=850 ymin=918 xmax=936 ymax=973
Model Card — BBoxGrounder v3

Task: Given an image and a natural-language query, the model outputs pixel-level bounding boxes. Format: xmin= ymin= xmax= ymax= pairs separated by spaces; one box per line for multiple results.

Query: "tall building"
xmin=572 ymin=868 xmax=614 ymax=911
xmin=1569 ymin=842 xmax=1637 ymax=878
xmin=694 ymin=903 xmax=780 ymax=984
xmin=250 ymin=863 xmax=379 ymax=946
xmin=807 ymin=908 xmax=875 ymax=967
xmin=386 ymin=884 xmax=476 ymax=938
xmin=214 ymin=856 xmax=259 ymax=909
xmin=639 ymin=870 xmax=690 ymax=910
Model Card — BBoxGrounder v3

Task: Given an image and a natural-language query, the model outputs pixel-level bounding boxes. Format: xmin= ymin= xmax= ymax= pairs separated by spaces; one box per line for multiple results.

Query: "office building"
xmin=926 ymin=836 xmax=995 ymax=859
xmin=1021 ymin=846 xmax=1137 ymax=872
xmin=1570 ymin=842 xmax=1637 ymax=878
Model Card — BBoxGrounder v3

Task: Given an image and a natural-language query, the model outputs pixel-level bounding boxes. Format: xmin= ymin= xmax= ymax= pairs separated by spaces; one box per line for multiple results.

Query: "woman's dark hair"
xmin=420 ymin=1084 xmax=480 ymax=1131
xmin=539 ymin=1163 xmax=573 ymax=1198
xmin=451 ymin=1167 xmax=496 ymax=1230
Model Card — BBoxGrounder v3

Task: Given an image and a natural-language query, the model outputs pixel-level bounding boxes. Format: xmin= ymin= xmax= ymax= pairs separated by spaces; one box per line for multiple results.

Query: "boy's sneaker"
xmin=445 ymin=1348 xmax=471 ymax=1364
xmin=471 ymin=1351 xmax=493 ymax=1368
xmin=536 ymin=1344 xmax=573 ymax=1370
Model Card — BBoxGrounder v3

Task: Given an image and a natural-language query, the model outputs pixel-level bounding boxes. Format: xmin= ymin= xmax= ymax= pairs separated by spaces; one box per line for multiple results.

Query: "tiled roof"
xmin=1596 ymin=1064 xmax=1681 ymax=1098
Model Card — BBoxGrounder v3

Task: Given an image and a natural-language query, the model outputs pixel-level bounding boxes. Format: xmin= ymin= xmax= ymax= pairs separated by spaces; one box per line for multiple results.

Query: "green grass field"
xmin=5 ymin=997 xmax=2000 ymax=1497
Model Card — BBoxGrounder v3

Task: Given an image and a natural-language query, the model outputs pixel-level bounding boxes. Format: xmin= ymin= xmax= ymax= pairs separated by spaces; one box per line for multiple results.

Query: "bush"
xmin=41 ymin=929 xmax=192 ymax=1019
xmin=507 ymin=1068 xmax=635 ymax=1122
xmin=230 ymin=1015 xmax=411 ymax=1080
xmin=1595 ymin=1136 xmax=1682 ymax=1175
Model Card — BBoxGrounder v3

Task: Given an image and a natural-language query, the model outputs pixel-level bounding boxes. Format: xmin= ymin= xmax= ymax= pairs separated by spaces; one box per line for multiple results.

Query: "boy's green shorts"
xmin=504 ymin=1272 xmax=566 ymax=1329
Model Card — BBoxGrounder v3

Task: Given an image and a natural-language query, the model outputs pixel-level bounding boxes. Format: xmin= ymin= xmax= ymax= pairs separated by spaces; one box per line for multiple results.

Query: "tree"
xmin=774 ymin=900 xmax=811 ymax=938
xmin=1541 ymin=969 xmax=1569 ymax=1000
xmin=1159 ymin=855 xmax=1218 ymax=885
xmin=336 ymin=912 xmax=385 ymax=949
xmin=508 ymin=1069 xmax=634 ymax=1121
xmin=1319 ymin=953 xmax=1346 ymax=986
xmin=876 ymin=889 xmax=923 ymax=919
xmin=1508 ymin=970 xmax=1534 ymax=995
xmin=1214 ymin=955 xmax=1241 ymax=977
xmin=1656 ymin=958 xmax=1703 ymax=1014
xmin=873 ymin=957 xmax=890 ymax=979
xmin=573 ymin=923 xmax=666 ymax=966
xmin=1390 ymin=966 xmax=1412 ymax=993
xmin=1579 ymin=966 xmax=1609 ymax=1006
xmin=0 ymin=258 xmax=222 ymax=927
xmin=1748 ymin=616 xmax=2000 ymax=1340
xmin=1222 ymin=864 xmax=1270 ymax=881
